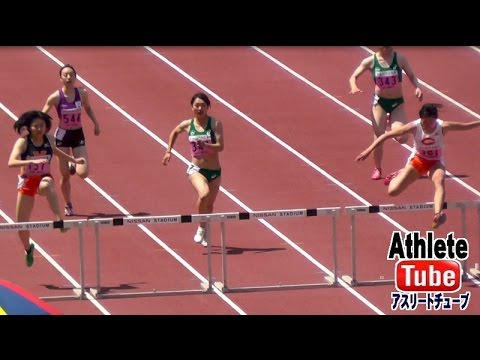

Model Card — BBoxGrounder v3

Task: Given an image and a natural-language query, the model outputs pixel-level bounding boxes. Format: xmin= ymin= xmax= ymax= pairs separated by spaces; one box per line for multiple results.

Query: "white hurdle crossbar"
xmin=343 ymin=200 xmax=480 ymax=287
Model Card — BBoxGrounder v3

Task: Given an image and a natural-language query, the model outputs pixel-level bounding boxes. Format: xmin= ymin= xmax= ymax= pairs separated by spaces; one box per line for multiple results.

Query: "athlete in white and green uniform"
xmin=349 ymin=46 xmax=423 ymax=180
xmin=187 ymin=116 xmax=222 ymax=182
xmin=372 ymin=51 xmax=404 ymax=114
xmin=162 ymin=92 xmax=224 ymax=247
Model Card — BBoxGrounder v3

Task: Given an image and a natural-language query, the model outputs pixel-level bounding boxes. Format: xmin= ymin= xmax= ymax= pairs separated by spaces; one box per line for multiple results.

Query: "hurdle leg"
xmin=460 ymin=205 xmax=469 ymax=281
xmin=214 ymin=218 xmax=228 ymax=292
xmin=72 ymin=222 xmax=86 ymax=299
xmin=90 ymin=221 xmax=103 ymax=298
xmin=470 ymin=204 xmax=480 ymax=279
xmin=342 ymin=213 xmax=357 ymax=286
xmin=324 ymin=213 xmax=339 ymax=285
xmin=200 ymin=219 xmax=213 ymax=292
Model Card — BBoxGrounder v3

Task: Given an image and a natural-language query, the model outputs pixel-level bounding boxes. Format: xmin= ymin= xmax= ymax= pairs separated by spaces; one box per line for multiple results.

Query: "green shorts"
xmin=373 ymin=95 xmax=404 ymax=114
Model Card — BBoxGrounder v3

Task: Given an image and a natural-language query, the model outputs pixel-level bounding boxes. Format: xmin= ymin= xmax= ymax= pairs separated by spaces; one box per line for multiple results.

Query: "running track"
xmin=0 ymin=46 xmax=479 ymax=315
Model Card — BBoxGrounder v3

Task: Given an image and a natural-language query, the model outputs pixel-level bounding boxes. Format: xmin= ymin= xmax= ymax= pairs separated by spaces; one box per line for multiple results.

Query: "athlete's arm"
xmin=349 ymin=56 xmax=373 ymax=94
xmin=398 ymin=53 xmax=423 ymax=101
xmin=80 ymin=88 xmax=100 ymax=136
xmin=162 ymin=120 xmax=190 ymax=165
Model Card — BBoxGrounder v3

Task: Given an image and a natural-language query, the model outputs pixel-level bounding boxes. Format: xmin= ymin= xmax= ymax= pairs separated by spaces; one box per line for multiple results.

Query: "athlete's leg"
xmin=72 ymin=145 xmax=89 ymax=179
xmin=371 ymin=103 xmax=389 ymax=178
xmin=189 ymin=172 xmax=211 ymax=230
xmin=58 ymin=146 xmax=73 ymax=206
xmin=387 ymin=164 xmax=421 ymax=197
xmin=38 ymin=177 xmax=69 ymax=233
xmin=16 ymin=193 xmax=35 ymax=252
xmin=389 ymin=104 xmax=409 ymax=144
xmin=429 ymin=163 xmax=447 ymax=221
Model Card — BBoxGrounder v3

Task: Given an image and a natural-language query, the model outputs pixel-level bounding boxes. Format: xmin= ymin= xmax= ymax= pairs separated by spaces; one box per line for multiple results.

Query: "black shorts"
xmin=54 ymin=128 xmax=86 ymax=148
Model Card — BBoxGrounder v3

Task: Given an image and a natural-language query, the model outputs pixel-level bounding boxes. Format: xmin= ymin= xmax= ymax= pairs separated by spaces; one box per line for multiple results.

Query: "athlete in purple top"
xmin=42 ymin=64 xmax=100 ymax=216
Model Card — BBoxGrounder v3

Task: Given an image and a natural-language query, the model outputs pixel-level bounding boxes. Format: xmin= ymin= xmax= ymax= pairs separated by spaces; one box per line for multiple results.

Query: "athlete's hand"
xmin=74 ymin=157 xmax=86 ymax=165
xmin=415 ymin=87 xmax=423 ymax=101
xmin=349 ymin=86 xmax=363 ymax=95
xmin=355 ymin=150 xmax=370 ymax=162
xmin=162 ymin=152 xmax=171 ymax=165
xmin=30 ymin=158 xmax=48 ymax=165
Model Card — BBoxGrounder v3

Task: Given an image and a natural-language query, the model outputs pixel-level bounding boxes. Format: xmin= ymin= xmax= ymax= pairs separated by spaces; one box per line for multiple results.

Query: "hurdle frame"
xmin=88 ymin=215 xmax=215 ymax=299
xmin=343 ymin=200 xmax=480 ymax=287
xmin=0 ymin=219 xmax=88 ymax=301
xmin=89 ymin=207 xmax=341 ymax=298
xmin=0 ymin=206 xmax=341 ymax=301
xmin=469 ymin=202 xmax=480 ymax=279
xmin=213 ymin=207 xmax=341 ymax=293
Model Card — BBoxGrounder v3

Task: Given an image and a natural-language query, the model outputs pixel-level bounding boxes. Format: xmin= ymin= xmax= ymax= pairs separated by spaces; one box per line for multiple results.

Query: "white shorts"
xmin=186 ymin=163 xmax=200 ymax=176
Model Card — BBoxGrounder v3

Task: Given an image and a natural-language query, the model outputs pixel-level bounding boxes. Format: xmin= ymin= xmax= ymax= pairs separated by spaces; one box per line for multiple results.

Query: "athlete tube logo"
xmin=387 ymin=231 xmax=471 ymax=311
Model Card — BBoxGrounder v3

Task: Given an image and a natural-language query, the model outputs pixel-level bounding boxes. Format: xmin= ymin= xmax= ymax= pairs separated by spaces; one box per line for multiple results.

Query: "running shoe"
xmin=371 ymin=167 xmax=382 ymax=180
xmin=384 ymin=170 xmax=401 ymax=186
xmin=432 ymin=212 xmax=447 ymax=229
xmin=25 ymin=243 xmax=35 ymax=267
xmin=65 ymin=203 xmax=73 ymax=217
xmin=194 ymin=227 xmax=205 ymax=244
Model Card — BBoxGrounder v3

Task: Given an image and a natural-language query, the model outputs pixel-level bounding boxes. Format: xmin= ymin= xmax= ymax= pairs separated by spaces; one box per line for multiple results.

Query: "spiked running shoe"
xmin=194 ymin=227 xmax=206 ymax=244
xmin=65 ymin=203 xmax=73 ymax=217
xmin=384 ymin=170 xmax=401 ymax=186
xmin=371 ymin=167 xmax=382 ymax=180
xmin=25 ymin=243 xmax=35 ymax=267
xmin=432 ymin=212 xmax=447 ymax=229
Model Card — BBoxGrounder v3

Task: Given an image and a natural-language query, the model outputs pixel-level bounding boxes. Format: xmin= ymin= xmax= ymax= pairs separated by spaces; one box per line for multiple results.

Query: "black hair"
xmin=13 ymin=110 xmax=52 ymax=134
xmin=419 ymin=103 xmax=443 ymax=118
xmin=59 ymin=64 xmax=77 ymax=77
xmin=190 ymin=92 xmax=211 ymax=107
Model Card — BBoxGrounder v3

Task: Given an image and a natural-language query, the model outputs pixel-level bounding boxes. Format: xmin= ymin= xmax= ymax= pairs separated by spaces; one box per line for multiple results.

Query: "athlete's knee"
xmin=388 ymin=186 xmax=401 ymax=197
xmin=433 ymin=178 xmax=445 ymax=189
xmin=38 ymin=180 xmax=54 ymax=196
xmin=77 ymin=169 xmax=88 ymax=179
xmin=198 ymin=190 xmax=210 ymax=202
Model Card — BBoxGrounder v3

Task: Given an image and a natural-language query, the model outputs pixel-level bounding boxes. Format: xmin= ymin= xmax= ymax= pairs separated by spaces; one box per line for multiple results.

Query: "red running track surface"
xmin=0 ymin=46 xmax=478 ymax=314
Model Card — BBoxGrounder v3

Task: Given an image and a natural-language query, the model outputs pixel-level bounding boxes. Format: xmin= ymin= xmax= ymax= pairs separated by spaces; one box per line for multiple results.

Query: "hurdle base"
xmin=88 ymin=287 xmax=210 ymax=299
xmin=214 ymin=281 xmax=225 ymax=292
xmin=342 ymin=275 xmax=394 ymax=287
xmin=469 ymin=268 xmax=480 ymax=279
xmin=214 ymin=281 xmax=336 ymax=294
xmin=41 ymin=288 xmax=85 ymax=302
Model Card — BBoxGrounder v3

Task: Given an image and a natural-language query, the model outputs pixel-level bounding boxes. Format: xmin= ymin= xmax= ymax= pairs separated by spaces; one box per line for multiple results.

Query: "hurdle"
xmin=343 ymin=200 xmax=480 ymax=287
xmin=0 ymin=219 xmax=88 ymax=301
xmin=88 ymin=206 xmax=341 ymax=298
xmin=212 ymin=207 xmax=341 ymax=293
xmin=469 ymin=202 xmax=480 ymax=279
xmin=87 ymin=215 xmax=216 ymax=299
